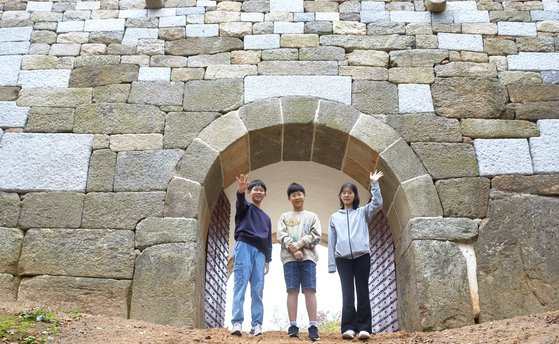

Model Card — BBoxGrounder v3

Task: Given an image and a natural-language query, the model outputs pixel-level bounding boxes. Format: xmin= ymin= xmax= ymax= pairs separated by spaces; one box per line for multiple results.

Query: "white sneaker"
xmin=231 ymin=323 xmax=242 ymax=336
xmin=251 ymin=324 xmax=263 ymax=336
xmin=357 ymin=330 xmax=371 ymax=340
xmin=342 ymin=330 xmax=355 ymax=339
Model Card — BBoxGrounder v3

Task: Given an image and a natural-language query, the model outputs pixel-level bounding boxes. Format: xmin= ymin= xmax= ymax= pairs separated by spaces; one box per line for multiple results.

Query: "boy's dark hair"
xmin=287 ymin=182 xmax=305 ymax=197
xmin=338 ymin=182 xmax=360 ymax=209
xmin=248 ymin=179 xmax=267 ymax=192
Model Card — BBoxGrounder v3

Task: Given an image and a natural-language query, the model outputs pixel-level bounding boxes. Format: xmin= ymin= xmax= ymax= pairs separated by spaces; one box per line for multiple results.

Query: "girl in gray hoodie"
xmin=328 ymin=170 xmax=384 ymax=340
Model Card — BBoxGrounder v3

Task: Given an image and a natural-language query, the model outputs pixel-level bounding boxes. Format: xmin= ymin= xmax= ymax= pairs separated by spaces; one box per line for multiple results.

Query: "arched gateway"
xmin=129 ymin=97 xmax=476 ymax=331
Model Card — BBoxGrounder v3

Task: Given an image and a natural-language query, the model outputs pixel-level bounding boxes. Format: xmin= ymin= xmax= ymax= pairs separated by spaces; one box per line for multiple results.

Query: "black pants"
xmin=336 ymin=254 xmax=372 ymax=333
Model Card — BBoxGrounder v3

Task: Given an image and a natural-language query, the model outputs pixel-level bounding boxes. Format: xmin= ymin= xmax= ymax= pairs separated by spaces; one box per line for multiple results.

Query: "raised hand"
xmin=370 ymin=170 xmax=384 ymax=182
xmin=236 ymin=174 xmax=249 ymax=193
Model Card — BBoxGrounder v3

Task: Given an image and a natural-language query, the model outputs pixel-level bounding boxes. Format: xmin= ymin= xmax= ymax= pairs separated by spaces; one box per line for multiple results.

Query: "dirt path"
xmin=2 ymin=302 xmax=559 ymax=343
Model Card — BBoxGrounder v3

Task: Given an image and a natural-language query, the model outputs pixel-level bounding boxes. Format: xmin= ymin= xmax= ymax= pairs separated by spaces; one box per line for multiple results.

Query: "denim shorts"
xmin=283 ymin=260 xmax=316 ymax=293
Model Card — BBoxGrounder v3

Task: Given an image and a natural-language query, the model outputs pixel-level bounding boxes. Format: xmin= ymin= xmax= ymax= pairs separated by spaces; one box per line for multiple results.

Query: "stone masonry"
xmin=0 ymin=0 xmax=558 ymax=332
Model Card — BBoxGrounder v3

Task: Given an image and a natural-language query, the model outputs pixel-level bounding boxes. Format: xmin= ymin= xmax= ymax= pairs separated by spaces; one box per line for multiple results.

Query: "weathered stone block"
xmin=508 ymin=85 xmax=559 ymax=102
xmin=164 ymin=112 xmax=219 ymax=149
xmin=136 ymin=217 xmax=199 ymax=250
xmin=18 ymin=228 xmax=135 ymax=279
xmin=0 ymin=227 xmax=24 ymax=274
xmin=320 ymin=34 xmax=414 ymax=51
xmin=351 ymin=114 xmax=401 ymax=156
xmin=399 ymin=84 xmax=434 ymax=113
xmin=281 ymin=96 xmax=319 ymax=124
xmin=166 ymin=37 xmax=243 ymax=56
xmin=17 ymin=88 xmax=92 ymax=107
xmin=87 ymin=149 xmax=116 ymax=192
xmin=400 ymin=218 xmax=478 ymax=254
xmin=316 ymin=100 xmax=360 ymax=134
xmin=175 ymin=139 xmax=220 ymax=186
xmin=24 ymin=107 xmax=74 ymax=133
xmin=164 ymin=177 xmax=204 ymax=218
xmin=474 ymin=139 xmax=534 ymax=176
xmin=385 ymin=114 xmax=462 ymax=143
xmin=237 ymin=98 xmax=281 ymax=133
xmin=397 ymin=240 xmax=474 ymax=331
xmin=0 ymin=133 xmax=93 ymax=193
xmin=205 ymin=65 xmax=257 ymax=79
xmin=109 ymin=134 xmax=163 ymax=151
xmin=19 ymin=192 xmax=84 ymax=229
xmin=0 ymin=87 xmax=20 ymax=101
xmin=379 ymin=138 xmax=428 ymax=206
xmin=299 ymin=46 xmax=345 ymax=61
xmin=498 ymin=71 xmax=542 ymax=85
xmin=432 ymin=78 xmax=507 ymax=119
xmin=184 ymin=78 xmax=243 ymax=112
xmin=436 ymin=177 xmax=490 ymax=218
xmin=18 ymin=275 xmax=131 ymax=317
xmin=412 ymin=142 xmax=478 ymax=179
xmin=68 ymin=64 xmax=138 ymax=88
xmin=131 ymin=243 xmax=204 ymax=327
xmin=514 ymin=102 xmax=559 ymax=120
xmin=250 ymin=125 xmax=282 ymax=170
xmin=313 ymin=119 xmax=349 ymax=169
xmin=461 ymin=119 xmax=539 ymax=138
xmin=508 ymin=52 xmax=559 ymax=71
xmin=128 ymin=81 xmax=184 ymax=106
xmin=258 ymin=61 xmax=338 ymax=75
xmin=283 ymin=123 xmax=314 ymax=161
xmin=82 ymin=192 xmax=165 ymax=229
xmin=389 ymin=67 xmax=434 ymax=84
xmin=434 ymin=62 xmax=497 ymax=78
xmin=74 ymin=103 xmax=165 ymax=134
xmin=492 ymin=174 xmax=559 ymax=196
xmin=0 ymin=193 xmax=20 ymax=228
xmin=0 ymin=273 xmax=18 ymax=301
xmin=245 ymin=76 xmax=352 ymax=104
xmin=114 ymin=150 xmax=183 ymax=192
xmin=389 ymin=49 xmax=448 ymax=67
xmin=396 ymin=175 xmax=443 ymax=226
xmin=476 ymin=193 xmax=559 ymax=321
xmin=347 ymin=50 xmax=388 ymax=67
xmin=352 ymin=80 xmax=398 ymax=114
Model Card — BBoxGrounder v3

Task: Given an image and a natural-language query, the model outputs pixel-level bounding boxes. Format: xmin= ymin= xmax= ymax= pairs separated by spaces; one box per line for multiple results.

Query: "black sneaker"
xmin=287 ymin=325 xmax=299 ymax=337
xmin=308 ymin=325 xmax=320 ymax=341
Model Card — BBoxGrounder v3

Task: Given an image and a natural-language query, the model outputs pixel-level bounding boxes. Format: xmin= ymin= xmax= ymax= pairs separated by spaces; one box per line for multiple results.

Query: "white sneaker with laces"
xmin=342 ymin=330 xmax=355 ymax=339
xmin=251 ymin=324 xmax=263 ymax=336
xmin=231 ymin=323 xmax=242 ymax=336
xmin=357 ymin=330 xmax=371 ymax=340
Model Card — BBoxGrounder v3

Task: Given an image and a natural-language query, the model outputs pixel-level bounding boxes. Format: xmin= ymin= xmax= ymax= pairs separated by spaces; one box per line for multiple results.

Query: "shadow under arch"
xmin=162 ymin=96 xmax=444 ymax=331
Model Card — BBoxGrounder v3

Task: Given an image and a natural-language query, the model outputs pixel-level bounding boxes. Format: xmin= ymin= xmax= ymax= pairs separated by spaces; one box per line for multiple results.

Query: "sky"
xmin=224 ymin=244 xmax=342 ymax=331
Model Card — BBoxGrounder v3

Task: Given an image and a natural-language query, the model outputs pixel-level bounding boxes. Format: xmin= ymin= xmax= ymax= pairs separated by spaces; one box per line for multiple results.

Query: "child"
xmin=230 ymin=174 xmax=272 ymax=337
xmin=328 ymin=170 xmax=384 ymax=340
xmin=277 ymin=182 xmax=322 ymax=341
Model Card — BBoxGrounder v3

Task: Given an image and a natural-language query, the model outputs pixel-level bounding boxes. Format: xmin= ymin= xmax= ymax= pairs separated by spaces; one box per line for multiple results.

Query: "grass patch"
xmin=0 ymin=308 xmax=60 ymax=344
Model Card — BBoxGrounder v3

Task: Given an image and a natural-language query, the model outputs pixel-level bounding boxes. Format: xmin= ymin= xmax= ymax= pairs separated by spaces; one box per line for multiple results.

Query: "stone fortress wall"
xmin=0 ymin=0 xmax=558 ymax=331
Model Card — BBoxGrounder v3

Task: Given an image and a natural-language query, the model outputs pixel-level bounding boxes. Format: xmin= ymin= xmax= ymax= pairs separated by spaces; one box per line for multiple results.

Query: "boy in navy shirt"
xmin=230 ymin=174 xmax=272 ymax=337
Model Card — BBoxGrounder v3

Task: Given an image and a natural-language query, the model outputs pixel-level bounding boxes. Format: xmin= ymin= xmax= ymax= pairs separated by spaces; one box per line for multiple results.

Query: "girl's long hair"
xmin=338 ymin=182 xmax=360 ymax=209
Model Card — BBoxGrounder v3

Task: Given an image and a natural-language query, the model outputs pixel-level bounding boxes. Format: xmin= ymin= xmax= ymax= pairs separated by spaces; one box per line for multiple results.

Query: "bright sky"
xmin=225 ymin=244 xmax=342 ymax=331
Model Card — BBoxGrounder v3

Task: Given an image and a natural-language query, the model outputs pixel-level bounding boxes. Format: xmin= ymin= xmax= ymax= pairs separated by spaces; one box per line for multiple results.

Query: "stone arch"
xmin=157 ymin=96 xmax=449 ymax=331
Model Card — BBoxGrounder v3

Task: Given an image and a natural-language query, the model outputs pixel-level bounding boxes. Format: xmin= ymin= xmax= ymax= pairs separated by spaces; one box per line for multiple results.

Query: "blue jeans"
xmin=231 ymin=241 xmax=265 ymax=327
xmin=283 ymin=260 xmax=316 ymax=292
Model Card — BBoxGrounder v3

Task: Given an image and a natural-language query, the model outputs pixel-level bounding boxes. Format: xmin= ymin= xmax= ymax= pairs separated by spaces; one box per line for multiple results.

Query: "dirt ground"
xmin=1 ymin=302 xmax=559 ymax=344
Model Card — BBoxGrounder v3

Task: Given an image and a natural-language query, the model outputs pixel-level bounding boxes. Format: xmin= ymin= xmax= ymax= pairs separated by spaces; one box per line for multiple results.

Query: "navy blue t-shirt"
xmin=234 ymin=192 xmax=272 ymax=263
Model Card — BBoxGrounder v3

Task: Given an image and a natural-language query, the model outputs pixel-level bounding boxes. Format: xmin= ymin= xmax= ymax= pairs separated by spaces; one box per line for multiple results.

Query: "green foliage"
xmin=67 ymin=308 xmax=83 ymax=320
xmin=317 ymin=310 xmax=341 ymax=333
xmin=20 ymin=309 xmax=56 ymax=323
xmin=0 ymin=308 xmax=59 ymax=344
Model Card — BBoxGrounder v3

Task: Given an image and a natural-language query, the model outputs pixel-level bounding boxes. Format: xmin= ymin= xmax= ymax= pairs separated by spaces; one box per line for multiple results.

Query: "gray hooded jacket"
xmin=328 ymin=182 xmax=383 ymax=273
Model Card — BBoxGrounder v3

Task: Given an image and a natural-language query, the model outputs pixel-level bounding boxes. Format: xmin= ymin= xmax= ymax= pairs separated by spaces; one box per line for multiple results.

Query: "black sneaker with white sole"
xmin=288 ymin=325 xmax=299 ymax=337
xmin=308 ymin=325 xmax=320 ymax=341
